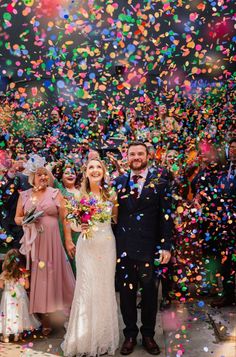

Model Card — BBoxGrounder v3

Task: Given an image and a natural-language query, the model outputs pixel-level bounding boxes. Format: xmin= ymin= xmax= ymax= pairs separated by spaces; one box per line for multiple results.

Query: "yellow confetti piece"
xmin=177 ymin=206 xmax=184 ymax=214
xmin=65 ymin=41 xmax=74 ymax=46
xmin=123 ymin=24 xmax=130 ymax=32
xmin=81 ymin=63 xmax=87 ymax=70
xmin=187 ymin=41 xmax=195 ymax=49
xmin=6 ymin=236 xmax=13 ymax=243
xmin=106 ymin=4 xmax=115 ymax=16
xmin=38 ymin=261 xmax=45 ymax=269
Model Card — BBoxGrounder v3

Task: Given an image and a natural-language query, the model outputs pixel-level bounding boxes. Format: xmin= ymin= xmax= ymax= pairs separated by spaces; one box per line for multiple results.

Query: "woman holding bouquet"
xmin=62 ymin=159 xmax=119 ymax=357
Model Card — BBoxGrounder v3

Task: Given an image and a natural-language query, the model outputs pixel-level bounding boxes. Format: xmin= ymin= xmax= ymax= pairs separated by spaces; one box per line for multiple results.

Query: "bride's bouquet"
xmin=66 ymin=194 xmax=112 ymax=239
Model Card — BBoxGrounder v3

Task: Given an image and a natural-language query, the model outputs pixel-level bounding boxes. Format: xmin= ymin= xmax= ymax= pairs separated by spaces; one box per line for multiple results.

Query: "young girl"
xmin=0 ymin=249 xmax=40 ymax=342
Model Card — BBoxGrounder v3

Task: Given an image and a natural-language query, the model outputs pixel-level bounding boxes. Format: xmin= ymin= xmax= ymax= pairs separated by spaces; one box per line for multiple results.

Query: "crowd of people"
xmin=0 ymin=86 xmax=235 ymax=355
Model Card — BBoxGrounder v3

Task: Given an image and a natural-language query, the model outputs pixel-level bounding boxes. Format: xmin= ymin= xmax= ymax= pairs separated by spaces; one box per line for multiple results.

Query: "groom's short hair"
xmin=128 ymin=142 xmax=149 ymax=155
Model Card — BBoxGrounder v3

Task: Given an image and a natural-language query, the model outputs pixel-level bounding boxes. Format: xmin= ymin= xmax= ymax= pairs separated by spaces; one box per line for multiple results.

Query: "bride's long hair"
xmin=80 ymin=158 xmax=113 ymax=201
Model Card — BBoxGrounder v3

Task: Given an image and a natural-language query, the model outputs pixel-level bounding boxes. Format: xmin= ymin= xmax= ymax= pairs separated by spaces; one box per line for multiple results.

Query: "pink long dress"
xmin=20 ymin=187 xmax=75 ymax=314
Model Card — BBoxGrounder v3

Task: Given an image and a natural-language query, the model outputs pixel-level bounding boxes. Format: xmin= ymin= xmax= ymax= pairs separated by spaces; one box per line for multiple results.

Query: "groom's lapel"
xmin=128 ymin=170 xmax=154 ymax=211
xmin=122 ymin=172 xmax=146 ymax=212
xmin=141 ymin=170 xmax=153 ymax=195
xmin=119 ymin=170 xmax=156 ymax=211
xmin=119 ymin=173 xmax=135 ymax=212
xmin=135 ymin=170 xmax=155 ymax=209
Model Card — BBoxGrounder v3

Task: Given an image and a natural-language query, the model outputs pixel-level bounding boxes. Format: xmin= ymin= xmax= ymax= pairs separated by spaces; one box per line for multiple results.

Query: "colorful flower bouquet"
xmin=66 ymin=194 xmax=112 ymax=239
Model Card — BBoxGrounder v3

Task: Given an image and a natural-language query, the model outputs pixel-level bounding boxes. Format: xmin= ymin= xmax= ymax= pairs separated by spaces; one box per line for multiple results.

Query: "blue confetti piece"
xmin=198 ymin=301 xmax=205 ymax=308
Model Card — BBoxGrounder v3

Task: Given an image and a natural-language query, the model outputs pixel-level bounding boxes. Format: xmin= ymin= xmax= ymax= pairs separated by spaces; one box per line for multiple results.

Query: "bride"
xmin=62 ymin=159 xmax=119 ymax=357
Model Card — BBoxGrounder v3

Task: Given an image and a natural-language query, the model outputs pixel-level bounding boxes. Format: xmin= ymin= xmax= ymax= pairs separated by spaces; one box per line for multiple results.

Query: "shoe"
xmin=42 ymin=327 xmax=53 ymax=336
xmin=120 ymin=338 xmax=137 ymax=355
xmin=160 ymin=297 xmax=171 ymax=311
xmin=14 ymin=334 xmax=21 ymax=342
xmin=211 ymin=296 xmax=235 ymax=308
xmin=142 ymin=337 xmax=161 ymax=355
xmin=1 ymin=335 xmax=9 ymax=343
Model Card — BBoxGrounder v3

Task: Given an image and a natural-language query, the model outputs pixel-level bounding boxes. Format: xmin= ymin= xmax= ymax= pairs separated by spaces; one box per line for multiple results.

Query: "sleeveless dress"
xmin=0 ymin=277 xmax=41 ymax=336
xmin=20 ymin=187 xmax=75 ymax=314
xmin=53 ymin=178 xmax=80 ymax=275
xmin=62 ymin=200 xmax=119 ymax=357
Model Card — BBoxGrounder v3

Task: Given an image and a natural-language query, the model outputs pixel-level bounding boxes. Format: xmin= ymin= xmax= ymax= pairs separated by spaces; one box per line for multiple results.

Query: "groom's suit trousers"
xmin=117 ymin=256 xmax=158 ymax=338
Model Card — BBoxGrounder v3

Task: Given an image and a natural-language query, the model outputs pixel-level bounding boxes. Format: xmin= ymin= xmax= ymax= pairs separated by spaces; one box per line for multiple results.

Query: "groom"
xmin=114 ymin=142 xmax=172 ymax=355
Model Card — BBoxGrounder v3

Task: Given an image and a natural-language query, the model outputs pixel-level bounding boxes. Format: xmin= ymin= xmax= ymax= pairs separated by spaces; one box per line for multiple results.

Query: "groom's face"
xmin=128 ymin=145 xmax=148 ymax=171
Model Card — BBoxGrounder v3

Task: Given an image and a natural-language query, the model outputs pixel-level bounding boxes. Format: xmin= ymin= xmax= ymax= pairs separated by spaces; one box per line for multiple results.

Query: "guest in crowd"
xmin=0 ymin=249 xmax=40 ymax=343
xmin=191 ymin=140 xmax=235 ymax=304
xmin=210 ymin=138 xmax=236 ymax=307
xmin=50 ymin=161 xmax=81 ymax=275
xmin=0 ymin=153 xmax=31 ymax=248
xmin=15 ymin=156 xmax=75 ymax=335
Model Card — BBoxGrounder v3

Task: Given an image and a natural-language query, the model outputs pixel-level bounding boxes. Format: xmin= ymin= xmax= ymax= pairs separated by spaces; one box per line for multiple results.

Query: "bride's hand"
xmin=65 ymin=240 xmax=76 ymax=259
xmin=81 ymin=223 xmax=89 ymax=233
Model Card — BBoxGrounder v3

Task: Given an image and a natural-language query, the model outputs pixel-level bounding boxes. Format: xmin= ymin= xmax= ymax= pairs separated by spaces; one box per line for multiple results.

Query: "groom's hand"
xmin=159 ymin=250 xmax=171 ymax=264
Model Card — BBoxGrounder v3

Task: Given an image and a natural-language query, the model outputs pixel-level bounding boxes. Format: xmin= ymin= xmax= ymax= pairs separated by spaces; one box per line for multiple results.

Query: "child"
xmin=0 ymin=249 xmax=40 ymax=343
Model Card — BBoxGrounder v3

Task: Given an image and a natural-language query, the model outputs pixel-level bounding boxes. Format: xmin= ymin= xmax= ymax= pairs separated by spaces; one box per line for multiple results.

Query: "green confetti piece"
xmin=3 ymin=12 xmax=11 ymax=21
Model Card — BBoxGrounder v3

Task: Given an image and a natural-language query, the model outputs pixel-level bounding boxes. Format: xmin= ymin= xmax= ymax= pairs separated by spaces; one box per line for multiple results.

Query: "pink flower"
xmin=81 ymin=213 xmax=91 ymax=223
xmin=80 ymin=198 xmax=87 ymax=205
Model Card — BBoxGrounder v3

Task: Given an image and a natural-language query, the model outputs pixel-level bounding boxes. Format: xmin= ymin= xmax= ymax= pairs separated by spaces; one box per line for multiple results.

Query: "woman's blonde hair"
xmin=28 ymin=167 xmax=49 ymax=187
xmin=80 ymin=159 xmax=113 ymax=201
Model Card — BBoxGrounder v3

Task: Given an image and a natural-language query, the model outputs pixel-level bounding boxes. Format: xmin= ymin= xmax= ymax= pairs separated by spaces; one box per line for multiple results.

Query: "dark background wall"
xmin=0 ymin=0 xmax=235 ymax=111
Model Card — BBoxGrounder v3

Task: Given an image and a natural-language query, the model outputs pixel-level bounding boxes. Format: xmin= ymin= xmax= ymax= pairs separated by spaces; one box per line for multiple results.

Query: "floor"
xmin=0 ymin=296 xmax=235 ymax=357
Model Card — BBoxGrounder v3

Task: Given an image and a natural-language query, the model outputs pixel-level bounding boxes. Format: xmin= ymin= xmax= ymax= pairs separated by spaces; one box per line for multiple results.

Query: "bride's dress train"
xmin=62 ymin=207 xmax=119 ymax=357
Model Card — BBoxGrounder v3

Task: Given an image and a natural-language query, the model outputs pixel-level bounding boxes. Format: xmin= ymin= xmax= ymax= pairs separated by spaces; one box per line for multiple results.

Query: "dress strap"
xmin=51 ymin=187 xmax=60 ymax=198
xmin=51 ymin=187 xmax=61 ymax=207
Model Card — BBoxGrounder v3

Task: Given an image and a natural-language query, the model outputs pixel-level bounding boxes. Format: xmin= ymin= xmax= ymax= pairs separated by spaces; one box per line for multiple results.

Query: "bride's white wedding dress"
xmin=62 ymin=201 xmax=119 ymax=357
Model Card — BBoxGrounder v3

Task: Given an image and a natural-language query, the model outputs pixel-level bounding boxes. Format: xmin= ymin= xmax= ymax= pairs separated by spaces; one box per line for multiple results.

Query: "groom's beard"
xmin=129 ymin=160 xmax=148 ymax=171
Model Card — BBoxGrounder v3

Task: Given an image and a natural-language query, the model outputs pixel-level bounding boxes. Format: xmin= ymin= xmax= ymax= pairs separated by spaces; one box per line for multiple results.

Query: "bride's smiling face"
xmin=86 ymin=160 xmax=104 ymax=185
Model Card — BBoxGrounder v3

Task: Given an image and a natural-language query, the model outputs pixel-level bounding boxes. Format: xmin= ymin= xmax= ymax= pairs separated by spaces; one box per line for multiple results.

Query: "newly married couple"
xmin=62 ymin=142 xmax=172 ymax=357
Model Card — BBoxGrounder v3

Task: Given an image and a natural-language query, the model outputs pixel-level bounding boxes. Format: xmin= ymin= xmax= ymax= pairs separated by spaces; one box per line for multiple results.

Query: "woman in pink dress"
xmin=15 ymin=163 xmax=75 ymax=335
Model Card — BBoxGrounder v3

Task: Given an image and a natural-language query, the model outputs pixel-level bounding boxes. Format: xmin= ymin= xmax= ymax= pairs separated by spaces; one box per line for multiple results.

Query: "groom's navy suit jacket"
xmin=114 ymin=169 xmax=173 ymax=262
